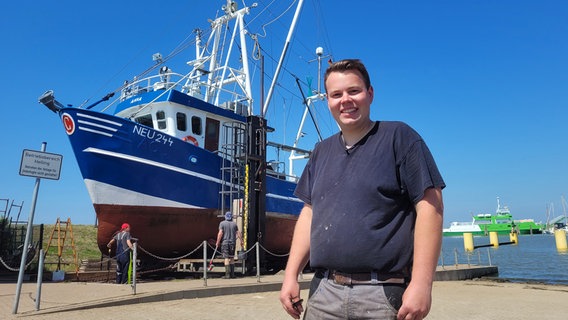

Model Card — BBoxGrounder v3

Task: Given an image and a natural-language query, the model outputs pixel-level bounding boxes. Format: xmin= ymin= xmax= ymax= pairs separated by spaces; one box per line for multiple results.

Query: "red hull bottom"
xmin=96 ymin=205 xmax=297 ymax=260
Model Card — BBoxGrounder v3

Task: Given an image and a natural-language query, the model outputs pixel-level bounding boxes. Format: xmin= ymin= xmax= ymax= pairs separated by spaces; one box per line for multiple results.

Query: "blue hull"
xmin=58 ymin=105 xmax=302 ymax=257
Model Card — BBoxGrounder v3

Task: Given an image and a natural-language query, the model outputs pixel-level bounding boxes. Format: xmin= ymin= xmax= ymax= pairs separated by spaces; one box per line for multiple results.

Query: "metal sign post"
xmin=12 ymin=142 xmax=63 ymax=314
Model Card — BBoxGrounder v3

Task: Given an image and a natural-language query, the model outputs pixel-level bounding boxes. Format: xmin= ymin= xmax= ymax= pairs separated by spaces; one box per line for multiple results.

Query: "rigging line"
xmin=77 ymin=44 xmax=152 ymax=109
xmin=93 ymin=9 xmax=220 ymax=108
xmin=251 ymin=34 xmax=262 ymax=60
xmin=295 ymin=76 xmax=323 ymax=141
xmin=80 ymin=7 xmax=209 ymax=109
xmin=241 ymin=1 xmax=307 ymax=84
xmin=82 ymin=35 xmax=201 ymax=111
xmin=231 ymin=26 xmax=317 ymax=110
xmin=141 ymin=28 xmax=214 ymax=76
xmin=126 ymin=72 xmax=194 ymax=119
xmin=281 ymin=1 xmax=333 ymax=67
xmin=168 ymin=27 xmax=209 ymax=59
xmin=259 ymin=65 xmax=304 ymax=104
xmin=253 ymin=0 xmax=298 ymax=38
xmin=241 ymin=0 xmax=276 ymax=30
xmin=252 ymin=54 xmax=307 ymax=106
xmin=311 ymin=0 xmax=334 ymax=59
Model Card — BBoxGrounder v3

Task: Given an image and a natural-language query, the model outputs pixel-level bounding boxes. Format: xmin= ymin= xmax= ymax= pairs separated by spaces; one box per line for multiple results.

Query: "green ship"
xmin=443 ymin=198 xmax=544 ymax=236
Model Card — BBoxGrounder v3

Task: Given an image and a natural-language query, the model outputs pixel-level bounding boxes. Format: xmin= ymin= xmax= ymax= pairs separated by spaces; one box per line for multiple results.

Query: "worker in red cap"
xmin=107 ymin=223 xmax=133 ymax=284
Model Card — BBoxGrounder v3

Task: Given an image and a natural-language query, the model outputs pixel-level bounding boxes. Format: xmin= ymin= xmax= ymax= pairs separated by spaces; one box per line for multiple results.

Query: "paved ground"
xmin=2 ymin=272 xmax=567 ymax=319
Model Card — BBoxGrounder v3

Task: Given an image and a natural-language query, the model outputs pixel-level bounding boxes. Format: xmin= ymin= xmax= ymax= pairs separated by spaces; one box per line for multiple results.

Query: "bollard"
xmin=131 ymin=243 xmax=137 ymax=295
xmin=509 ymin=232 xmax=518 ymax=245
xmin=489 ymin=232 xmax=499 ymax=248
xmin=555 ymin=229 xmax=567 ymax=252
xmin=463 ymin=233 xmax=474 ymax=252
xmin=203 ymin=241 xmax=208 ymax=287
xmin=35 ymin=249 xmax=45 ymax=311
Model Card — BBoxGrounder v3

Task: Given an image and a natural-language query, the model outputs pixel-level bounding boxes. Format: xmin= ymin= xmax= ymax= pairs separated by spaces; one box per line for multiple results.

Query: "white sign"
xmin=19 ymin=149 xmax=63 ymax=180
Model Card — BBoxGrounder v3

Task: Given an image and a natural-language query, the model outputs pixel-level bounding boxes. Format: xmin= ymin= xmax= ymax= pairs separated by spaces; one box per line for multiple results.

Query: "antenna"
xmin=309 ymin=46 xmax=331 ymax=95
xmin=316 ymin=47 xmax=323 ymax=94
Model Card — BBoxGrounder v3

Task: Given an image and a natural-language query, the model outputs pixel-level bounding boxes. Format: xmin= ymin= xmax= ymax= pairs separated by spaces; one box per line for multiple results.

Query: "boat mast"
xmin=213 ymin=2 xmax=253 ymax=111
xmin=185 ymin=1 xmax=255 ymax=111
xmin=288 ymin=47 xmax=327 ymax=177
xmin=496 ymin=197 xmax=501 ymax=213
xmin=561 ymin=195 xmax=568 ymax=225
xmin=261 ymin=0 xmax=305 ymax=118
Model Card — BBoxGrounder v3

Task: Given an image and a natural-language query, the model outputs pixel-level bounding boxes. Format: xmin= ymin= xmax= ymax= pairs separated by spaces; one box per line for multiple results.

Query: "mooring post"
xmin=463 ymin=232 xmax=474 ymax=252
xmin=555 ymin=229 xmax=567 ymax=252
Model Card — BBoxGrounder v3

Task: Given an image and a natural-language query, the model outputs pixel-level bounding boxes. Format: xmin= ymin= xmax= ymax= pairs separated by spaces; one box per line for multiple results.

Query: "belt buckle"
xmin=332 ymin=271 xmax=351 ymax=285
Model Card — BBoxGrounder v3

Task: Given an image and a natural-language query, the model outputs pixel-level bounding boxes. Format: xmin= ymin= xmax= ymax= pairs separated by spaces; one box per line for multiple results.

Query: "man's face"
xmin=325 ymin=70 xmax=374 ymax=130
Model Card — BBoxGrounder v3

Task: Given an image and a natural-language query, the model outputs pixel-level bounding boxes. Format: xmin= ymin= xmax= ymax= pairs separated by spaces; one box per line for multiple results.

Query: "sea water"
xmin=439 ymin=234 xmax=568 ymax=285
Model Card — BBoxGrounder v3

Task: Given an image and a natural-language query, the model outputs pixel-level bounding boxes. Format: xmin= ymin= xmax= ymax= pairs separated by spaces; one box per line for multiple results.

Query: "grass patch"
xmin=41 ymin=224 xmax=101 ymax=272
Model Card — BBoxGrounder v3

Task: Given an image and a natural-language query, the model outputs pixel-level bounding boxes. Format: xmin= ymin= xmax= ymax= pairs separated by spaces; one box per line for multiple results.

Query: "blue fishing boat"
xmin=39 ymin=1 xmax=318 ymax=262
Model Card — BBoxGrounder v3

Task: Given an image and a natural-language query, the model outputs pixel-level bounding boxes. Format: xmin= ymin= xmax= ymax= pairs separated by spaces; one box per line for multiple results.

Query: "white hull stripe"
xmin=79 ymin=126 xmax=114 ymax=137
xmin=85 ymin=179 xmax=200 ymax=208
xmin=77 ymin=112 xmax=123 ymax=126
xmin=266 ymin=193 xmax=304 ymax=203
xmin=78 ymin=119 xmax=119 ymax=132
xmin=83 ymin=147 xmax=300 ymax=203
xmin=75 ymin=113 xmax=122 ymax=138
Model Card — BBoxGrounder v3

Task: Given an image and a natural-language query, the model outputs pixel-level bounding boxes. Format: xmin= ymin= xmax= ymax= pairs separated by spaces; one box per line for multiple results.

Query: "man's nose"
xmin=339 ymin=92 xmax=351 ymax=104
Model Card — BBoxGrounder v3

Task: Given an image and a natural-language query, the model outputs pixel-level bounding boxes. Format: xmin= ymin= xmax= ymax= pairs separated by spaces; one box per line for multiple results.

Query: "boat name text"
xmin=133 ymin=125 xmax=174 ymax=147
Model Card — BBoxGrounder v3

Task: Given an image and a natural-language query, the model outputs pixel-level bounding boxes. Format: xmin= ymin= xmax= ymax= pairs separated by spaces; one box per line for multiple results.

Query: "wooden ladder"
xmin=45 ymin=218 xmax=79 ymax=276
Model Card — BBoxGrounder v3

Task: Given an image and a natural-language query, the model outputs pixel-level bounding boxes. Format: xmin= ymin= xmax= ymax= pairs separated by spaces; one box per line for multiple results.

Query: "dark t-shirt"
xmin=294 ymin=121 xmax=445 ymax=273
xmin=219 ymin=220 xmax=238 ymax=244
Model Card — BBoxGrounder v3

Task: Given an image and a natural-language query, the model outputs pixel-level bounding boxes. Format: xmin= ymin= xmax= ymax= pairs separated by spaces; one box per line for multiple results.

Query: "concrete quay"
xmin=3 ymin=265 xmax=566 ymax=320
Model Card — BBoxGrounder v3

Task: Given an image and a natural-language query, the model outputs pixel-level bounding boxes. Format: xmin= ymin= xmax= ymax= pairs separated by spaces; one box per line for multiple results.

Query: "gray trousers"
xmin=303 ymin=271 xmax=406 ymax=320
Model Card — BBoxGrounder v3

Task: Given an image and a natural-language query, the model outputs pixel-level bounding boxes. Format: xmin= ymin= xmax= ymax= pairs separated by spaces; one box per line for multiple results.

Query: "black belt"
xmin=326 ymin=270 xmax=406 ymax=285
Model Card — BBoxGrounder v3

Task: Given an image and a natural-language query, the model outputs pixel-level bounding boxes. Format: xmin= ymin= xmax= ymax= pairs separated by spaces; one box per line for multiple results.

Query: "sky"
xmin=1 ymin=0 xmax=567 ymax=226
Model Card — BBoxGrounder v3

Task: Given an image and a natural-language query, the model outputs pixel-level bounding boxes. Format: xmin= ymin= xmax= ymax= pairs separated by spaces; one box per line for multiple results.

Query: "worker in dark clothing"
xmin=107 ymin=223 xmax=133 ymax=284
xmin=216 ymin=212 xmax=243 ymax=278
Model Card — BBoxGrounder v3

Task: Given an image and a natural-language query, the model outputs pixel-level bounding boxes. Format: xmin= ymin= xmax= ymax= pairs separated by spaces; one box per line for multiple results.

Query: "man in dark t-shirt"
xmin=280 ymin=59 xmax=445 ymax=320
xmin=216 ymin=211 xmax=243 ymax=279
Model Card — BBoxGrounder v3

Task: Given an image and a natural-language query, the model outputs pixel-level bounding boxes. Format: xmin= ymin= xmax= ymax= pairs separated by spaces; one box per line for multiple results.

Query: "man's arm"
xmin=236 ymin=230 xmax=244 ymax=247
xmin=397 ymin=187 xmax=443 ymax=320
xmin=215 ymin=229 xmax=223 ymax=247
xmin=280 ymin=204 xmax=312 ymax=319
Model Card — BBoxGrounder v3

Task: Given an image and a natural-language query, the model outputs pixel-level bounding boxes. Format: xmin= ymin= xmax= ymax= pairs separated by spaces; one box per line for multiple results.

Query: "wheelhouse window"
xmin=176 ymin=112 xmax=187 ymax=131
xmin=191 ymin=116 xmax=202 ymax=135
xmin=156 ymin=111 xmax=166 ymax=130
xmin=134 ymin=114 xmax=153 ymax=128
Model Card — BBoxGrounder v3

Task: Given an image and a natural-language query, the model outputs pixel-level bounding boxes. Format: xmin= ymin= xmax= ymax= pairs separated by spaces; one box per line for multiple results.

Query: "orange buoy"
xmin=182 ymin=135 xmax=199 ymax=146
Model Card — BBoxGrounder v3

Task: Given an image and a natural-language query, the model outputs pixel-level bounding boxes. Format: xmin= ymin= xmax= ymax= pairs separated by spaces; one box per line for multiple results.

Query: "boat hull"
xmin=59 ymin=107 xmax=303 ymax=259
xmin=98 ymin=204 xmax=297 ymax=258
xmin=443 ymin=229 xmax=543 ymax=237
xmin=443 ymin=222 xmax=544 ymax=237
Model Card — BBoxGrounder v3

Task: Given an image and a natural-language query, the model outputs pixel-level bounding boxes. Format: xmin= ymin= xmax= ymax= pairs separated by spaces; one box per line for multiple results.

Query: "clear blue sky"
xmin=1 ymin=0 xmax=567 ymax=226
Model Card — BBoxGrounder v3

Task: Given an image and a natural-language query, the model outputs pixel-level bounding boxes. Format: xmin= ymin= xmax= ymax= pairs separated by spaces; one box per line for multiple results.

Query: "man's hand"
xmin=279 ymin=278 xmax=303 ymax=319
xmin=396 ymin=281 xmax=432 ymax=320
